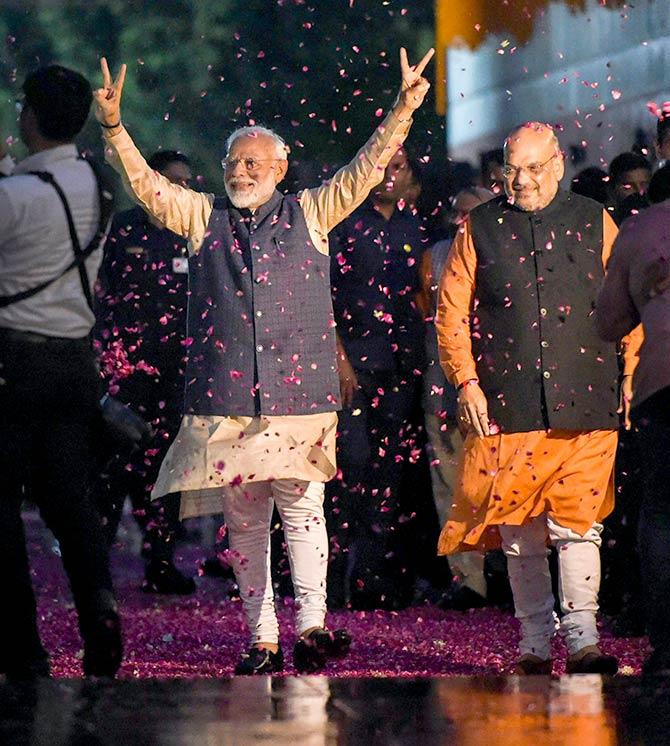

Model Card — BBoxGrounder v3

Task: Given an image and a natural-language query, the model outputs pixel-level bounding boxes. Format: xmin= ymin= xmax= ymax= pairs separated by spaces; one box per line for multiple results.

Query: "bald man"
xmin=435 ymin=122 xmax=641 ymax=675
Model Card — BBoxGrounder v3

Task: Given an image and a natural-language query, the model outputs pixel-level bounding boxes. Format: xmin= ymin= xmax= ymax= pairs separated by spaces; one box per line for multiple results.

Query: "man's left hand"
xmin=395 ymin=47 xmax=434 ymax=116
xmin=619 ymin=374 xmax=633 ymax=430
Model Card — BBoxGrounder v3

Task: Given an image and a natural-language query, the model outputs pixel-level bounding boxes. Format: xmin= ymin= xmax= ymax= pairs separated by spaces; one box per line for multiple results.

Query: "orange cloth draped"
xmin=437 ymin=428 xmax=618 ymax=554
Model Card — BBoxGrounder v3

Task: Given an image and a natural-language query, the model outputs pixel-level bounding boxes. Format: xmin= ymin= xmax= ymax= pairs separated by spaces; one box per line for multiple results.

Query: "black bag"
xmin=0 ymin=160 xmax=152 ymax=453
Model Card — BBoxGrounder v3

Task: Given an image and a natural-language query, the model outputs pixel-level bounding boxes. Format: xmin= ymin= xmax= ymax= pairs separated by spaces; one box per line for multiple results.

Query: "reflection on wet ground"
xmin=2 ymin=674 xmax=670 ymax=745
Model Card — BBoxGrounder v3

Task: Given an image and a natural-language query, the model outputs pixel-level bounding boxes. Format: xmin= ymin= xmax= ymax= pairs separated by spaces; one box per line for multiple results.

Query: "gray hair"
xmin=225 ymin=126 xmax=288 ymax=159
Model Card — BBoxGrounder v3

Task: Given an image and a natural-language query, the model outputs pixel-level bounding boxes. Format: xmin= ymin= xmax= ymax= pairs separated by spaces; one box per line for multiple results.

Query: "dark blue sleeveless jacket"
xmin=468 ymin=190 xmax=619 ymax=432
xmin=183 ymin=190 xmax=340 ymax=416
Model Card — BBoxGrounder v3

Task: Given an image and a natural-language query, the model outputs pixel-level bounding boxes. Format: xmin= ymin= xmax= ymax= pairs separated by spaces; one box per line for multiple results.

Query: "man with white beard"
xmin=94 ymin=48 xmax=433 ymax=674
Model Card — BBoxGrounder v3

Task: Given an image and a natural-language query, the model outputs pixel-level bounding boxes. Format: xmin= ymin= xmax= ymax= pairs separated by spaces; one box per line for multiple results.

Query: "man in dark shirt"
xmin=328 ymin=149 xmax=428 ymax=609
xmin=95 ymin=150 xmax=195 ymax=594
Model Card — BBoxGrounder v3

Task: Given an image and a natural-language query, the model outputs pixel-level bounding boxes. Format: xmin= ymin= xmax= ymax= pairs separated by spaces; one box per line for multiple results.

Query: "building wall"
xmin=447 ymin=0 xmax=670 ymax=176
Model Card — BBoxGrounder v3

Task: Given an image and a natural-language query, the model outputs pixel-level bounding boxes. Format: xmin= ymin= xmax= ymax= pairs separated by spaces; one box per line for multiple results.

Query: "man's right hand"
xmin=457 ymin=381 xmax=490 ymax=437
xmin=337 ymin=351 xmax=359 ymax=409
xmin=93 ymin=57 xmax=127 ymax=129
xmin=642 ymin=257 xmax=670 ymax=302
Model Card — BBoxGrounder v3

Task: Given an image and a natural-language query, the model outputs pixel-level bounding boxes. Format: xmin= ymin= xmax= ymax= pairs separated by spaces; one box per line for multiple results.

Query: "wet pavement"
xmin=2 ymin=674 xmax=670 ymax=745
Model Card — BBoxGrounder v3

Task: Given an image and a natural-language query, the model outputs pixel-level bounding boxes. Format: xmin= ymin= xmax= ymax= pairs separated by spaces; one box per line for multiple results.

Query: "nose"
xmin=229 ymin=160 xmax=246 ymax=177
xmin=513 ymin=168 xmax=532 ymax=187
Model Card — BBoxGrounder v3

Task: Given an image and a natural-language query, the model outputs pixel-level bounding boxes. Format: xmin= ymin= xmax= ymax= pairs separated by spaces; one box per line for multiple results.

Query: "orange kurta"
xmin=435 ymin=207 xmax=642 ymax=555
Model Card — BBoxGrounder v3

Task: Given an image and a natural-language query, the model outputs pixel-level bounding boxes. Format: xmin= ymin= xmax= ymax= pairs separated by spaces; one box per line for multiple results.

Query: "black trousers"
xmin=327 ymin=369 xmax=417 ymax=607
xmin=95 ymin=372 xmax=183 ymax=561
xmin=0 ymin=329 xmax=115 ymax=668
xmin=631 ymin=387 xmax=670 ymax=654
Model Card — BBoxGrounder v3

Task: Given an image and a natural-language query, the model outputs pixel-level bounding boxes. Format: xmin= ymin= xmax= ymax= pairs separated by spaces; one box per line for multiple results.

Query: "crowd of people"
xmin=2 ymin=49 xmax=670 ymax=681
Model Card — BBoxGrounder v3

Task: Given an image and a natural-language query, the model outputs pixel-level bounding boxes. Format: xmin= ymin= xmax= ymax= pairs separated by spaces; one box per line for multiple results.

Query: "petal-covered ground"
xmin=25 ymin=511 xmax=649 ymax=679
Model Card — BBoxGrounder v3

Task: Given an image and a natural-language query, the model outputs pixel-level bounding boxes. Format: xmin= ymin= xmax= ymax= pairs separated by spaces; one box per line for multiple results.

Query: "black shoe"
xmin=234 ymin=645 xmax=284 ymax=675
xmin=143 ymin=560 xmax=196 ymax=595
xmin=82 ymin=610 xmax=123 ymax=678
xmin=200 ymin=557 xmax=235 ymax=580
xmin=513 ymin=655 xmax=553 ymax=675
xmin=566 ymin=647 xmax=618 ymax=675
xmin=439 ymin=585 xmax=488 ymax=612
xmin=293 ymin=629 xmax=351 ymax=673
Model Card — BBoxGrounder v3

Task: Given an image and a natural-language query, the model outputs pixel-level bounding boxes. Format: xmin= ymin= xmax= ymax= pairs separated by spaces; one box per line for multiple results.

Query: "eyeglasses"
xmin=502 ymin=153 xmax=558 ymax=179
xmin=221 ymin=157 xmax=280 ymax=173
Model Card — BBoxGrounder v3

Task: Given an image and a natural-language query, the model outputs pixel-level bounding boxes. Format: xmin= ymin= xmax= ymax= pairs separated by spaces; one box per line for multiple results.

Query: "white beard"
xmin=225 ymin=179 xmax=276 ymax=210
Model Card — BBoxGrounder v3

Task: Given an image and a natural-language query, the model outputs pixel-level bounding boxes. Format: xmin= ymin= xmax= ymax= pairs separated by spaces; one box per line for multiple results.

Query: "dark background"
xmin=0 ymin=0 xmax=448 ymax=196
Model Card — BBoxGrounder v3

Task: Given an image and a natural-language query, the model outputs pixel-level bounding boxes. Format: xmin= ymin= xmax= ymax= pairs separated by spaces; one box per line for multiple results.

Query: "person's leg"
xmin=0 ymin=337 xmax=50 ymax=675
xmin=272 ymin=479 xmax=328 ymax=636
xmin=0 ymin=487 xmax=49 ymax=676
xmin=272 ymin=478 xmax=350 ymax=672
xmin=600 ymin=429 xmax=644 ymax=635
xmin=93 ymin=452 xmax=130 ymax=547
xmin=424 ymin=413 xmax=461 ymax=528
xmin=547 ymin=516 xmax=617 ymax=673
xmin=220 ymin=481 xmax=278 ymax=646
xmin=132 ymin=402 xmax=186 ymax=567
xmin=34 ymin=414 xmax=121 ymax=677
xmin=547 ymin=518 xmax=602 ymax=655
xmin=348 ymin=371 xmax=415 ymax=608
xmin=425 ymin=415 xmax=487 ymax=600
xmin=499 ymin=517 xmax=557 ymax=665
xmin=330 ymin=375 xmax=371 ymax=605
xmin=24 ymin=340 xmax=122 ymax=677
xmin=633 ymin=402 xmax=670 ymax=670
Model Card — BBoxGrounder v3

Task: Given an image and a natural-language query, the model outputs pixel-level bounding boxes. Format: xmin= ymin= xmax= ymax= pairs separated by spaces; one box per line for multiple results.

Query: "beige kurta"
xmin=103 ymin=110 xmax=412 ymax=518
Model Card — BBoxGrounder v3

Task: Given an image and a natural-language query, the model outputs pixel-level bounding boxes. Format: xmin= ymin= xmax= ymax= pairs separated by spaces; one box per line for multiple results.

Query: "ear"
xmin=554 ymin=152 xmax=565 ymax=182
xmin=274 ymin=159 xmax=288 ymax=186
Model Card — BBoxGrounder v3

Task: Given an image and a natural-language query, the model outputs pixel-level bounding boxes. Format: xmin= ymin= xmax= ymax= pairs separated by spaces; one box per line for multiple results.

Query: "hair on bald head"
xmin=226 ymin=126 xmax=288 ymax=160
xmin=504 ymin=122 xmax=561 ymax=155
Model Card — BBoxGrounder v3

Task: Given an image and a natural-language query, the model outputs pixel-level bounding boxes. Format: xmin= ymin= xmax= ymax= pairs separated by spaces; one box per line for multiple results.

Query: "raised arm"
xmin=301 ymin=47 xmax=434 ymax=238
xmin=94 ymin=58 xmax=214 ymax=253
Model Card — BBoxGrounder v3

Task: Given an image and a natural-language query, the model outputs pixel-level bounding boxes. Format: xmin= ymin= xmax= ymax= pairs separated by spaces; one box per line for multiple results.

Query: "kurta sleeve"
xmin=435 ymin=219 xmax=478 ymax=387
xmin=102 ymin=126 xmax=214 ymax=254
xmin=299 ymin=110 xmax=412 ymax=254
xmin=598 ymin=210 xmax=643 ymax=375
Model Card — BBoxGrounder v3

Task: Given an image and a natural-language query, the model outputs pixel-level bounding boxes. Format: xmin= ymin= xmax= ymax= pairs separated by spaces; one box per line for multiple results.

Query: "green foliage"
xmin=0 ymin=0 xmax=442 ymax=192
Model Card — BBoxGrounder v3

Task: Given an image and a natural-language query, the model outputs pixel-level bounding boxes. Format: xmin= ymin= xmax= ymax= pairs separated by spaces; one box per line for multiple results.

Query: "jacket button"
xmin=256 ymin=310 xmax=262 ymax=317
xmin=256 ymin=344 xmax=264 ymax=352
xmin=541 ymin=340 xmax=548 ymax=348
xmin=543 ymin=371 xmax=551 ymax=379
xmin=540 ymin=307 xmax=547 ymax=317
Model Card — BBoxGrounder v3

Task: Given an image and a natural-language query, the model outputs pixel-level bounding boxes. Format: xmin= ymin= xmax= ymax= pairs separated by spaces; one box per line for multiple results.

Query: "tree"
xmin=1 ymin=0 xmax=442 ymax=191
